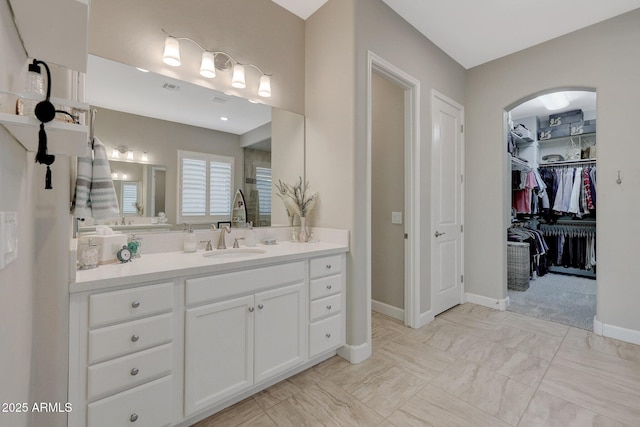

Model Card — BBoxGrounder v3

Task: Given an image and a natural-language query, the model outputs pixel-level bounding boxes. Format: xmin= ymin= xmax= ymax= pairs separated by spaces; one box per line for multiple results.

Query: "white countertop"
xmin=71 ymin=241 xmax=348 ymax=293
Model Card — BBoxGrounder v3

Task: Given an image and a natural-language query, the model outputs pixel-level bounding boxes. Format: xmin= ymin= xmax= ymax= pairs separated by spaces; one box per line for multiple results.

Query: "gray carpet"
xmin=508 ymin=273 xmax=596 ymax=330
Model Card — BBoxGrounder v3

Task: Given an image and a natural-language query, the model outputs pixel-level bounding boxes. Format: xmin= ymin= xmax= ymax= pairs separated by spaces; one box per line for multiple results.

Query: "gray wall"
xmin=94 ymin=107 xmax=244 ymax=225
xmin=465 ymin=10 xmax=640 ymax=332
xmin=371 ymin=72 xmax=404 ymax=310
xmin=89 ymin=0 xmax=305 ymax=114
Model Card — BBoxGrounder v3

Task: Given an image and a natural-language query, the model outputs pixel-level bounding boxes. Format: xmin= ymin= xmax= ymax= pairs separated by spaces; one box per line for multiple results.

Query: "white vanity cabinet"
xmin=309 ymin=255 xmax=345 ymax=357
xmin=69 ymin=282 xmax=176 ymax=427
xmin=184 ymin=262 xmax=307 ymax=416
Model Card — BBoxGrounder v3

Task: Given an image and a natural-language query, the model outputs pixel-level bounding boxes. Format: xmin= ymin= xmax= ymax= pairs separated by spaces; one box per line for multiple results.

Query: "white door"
xmin=431 ymin=91 xmax=464 ymax=316
xmin=184 ymin=295 xmax=254 ymax=416
xmin=254 ymin=282 xmax=307 ymax=383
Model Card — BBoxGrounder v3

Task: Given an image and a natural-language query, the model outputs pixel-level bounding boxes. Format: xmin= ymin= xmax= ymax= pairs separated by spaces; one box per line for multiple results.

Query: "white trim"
xmin=465 ymin=292 xmax=509 ymax=311
xmin=337 ymin=342 xmax=371 ymax=364
xmin=371 ymin=300 xmax=404 ymax=322
xmin=367 ymin=51 xmax=421 ymax=336
xmin=593 ymin=316 xmax=640 ymax=346
xmin=417 ymin=309 xmax=435 ymax=328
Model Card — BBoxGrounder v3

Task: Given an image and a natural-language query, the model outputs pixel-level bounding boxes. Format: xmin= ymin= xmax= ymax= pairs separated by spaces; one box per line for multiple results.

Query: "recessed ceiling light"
xmin=537 ymin=92 xmax=569 ymax=111
xmin=220 ymin=117 xmax=229 ymax=121
xmin=248 ymin=99 xmax=259 ymax=104
xmin=136 ymin=67 xmax=149 ymax=73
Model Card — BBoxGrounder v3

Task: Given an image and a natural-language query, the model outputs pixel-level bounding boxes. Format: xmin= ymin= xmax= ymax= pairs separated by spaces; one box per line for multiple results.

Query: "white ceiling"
xmin=274 ymin=0 xmax=640 ymax=69
xmin=509 ymin=91 xmax=597 ymax=121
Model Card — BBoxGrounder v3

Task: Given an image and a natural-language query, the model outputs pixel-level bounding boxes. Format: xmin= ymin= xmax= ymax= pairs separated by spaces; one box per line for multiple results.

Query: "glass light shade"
xmin=111 ymin=148 xmax=120 ymax=159
xmin=127 ymin=150 xmax=134 ymax=160
xmin=111 ymin=172 xmax=118 ymax=179
xmin=141 ymin=152 xmax=149 ymax=162
xmin=122 ymin=174 xmax=128 ymax=180
xmin=258 ymin=75 xmax=271 ymax=97
xmin=200 ymin=52 xmax=216 ymax=78
xmin=231 ymin=64 xmax=246 ymax=88
xmin=538 ymin=92 xmax=569 ymax=111
xmin=162 ymin=37 xmax=181 ymax=67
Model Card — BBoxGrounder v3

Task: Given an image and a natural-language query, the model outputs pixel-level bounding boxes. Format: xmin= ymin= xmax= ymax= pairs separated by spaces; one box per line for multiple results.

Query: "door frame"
xmin=430 ymin=89 xmax=465 ymax=315
xmin=366 ymin=51 xmax=421 ymax=332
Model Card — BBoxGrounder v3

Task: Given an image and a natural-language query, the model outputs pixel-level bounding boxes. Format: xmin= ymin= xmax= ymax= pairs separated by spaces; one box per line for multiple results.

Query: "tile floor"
xmin=193 ymin=303 xmax=640 ymax=426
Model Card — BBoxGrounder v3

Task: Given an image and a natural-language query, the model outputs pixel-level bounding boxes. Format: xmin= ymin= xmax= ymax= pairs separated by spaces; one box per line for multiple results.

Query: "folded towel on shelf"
xmin=73 ymin=137 xmax=120 ymax=219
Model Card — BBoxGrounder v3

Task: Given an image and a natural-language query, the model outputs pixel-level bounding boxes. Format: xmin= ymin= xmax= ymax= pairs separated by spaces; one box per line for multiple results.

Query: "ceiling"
xmin=274 ymin=0 xmax=640 ymax=69
xmin=509 ymin=91 xmax=596 ymax=121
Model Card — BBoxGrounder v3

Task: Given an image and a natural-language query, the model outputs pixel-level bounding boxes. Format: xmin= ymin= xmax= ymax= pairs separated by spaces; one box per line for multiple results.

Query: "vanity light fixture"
xmin=111 ymin=148 xmax=120 ymax=159
xmin=141 ymin=152 xmax=149 ymax=162
xmin=161 ymin=29 xmax=272 ymax=97
xmin=127 ymin=150 xmax=134 ymax=160
xmin=538 ymin=92 xmax=570 ymax=111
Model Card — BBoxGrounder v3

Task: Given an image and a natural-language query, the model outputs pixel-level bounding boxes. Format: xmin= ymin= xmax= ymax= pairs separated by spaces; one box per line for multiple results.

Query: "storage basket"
xmin=507 ymin=241 xmax=530 ymax=291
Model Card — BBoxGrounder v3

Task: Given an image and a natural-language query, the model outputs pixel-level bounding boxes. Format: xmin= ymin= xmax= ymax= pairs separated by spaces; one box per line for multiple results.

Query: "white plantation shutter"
xmin=210 ymin=161 xmax=232 ymax=215
xmin=181 ymin=158 xmax=207 ymax=216
xmin=178 ymin=151 xmax=233 ymax=222
xmin=122 ymin=182 xmax=138 ymax=215
xmin=256 ymin=167 xmax=272 ymax=215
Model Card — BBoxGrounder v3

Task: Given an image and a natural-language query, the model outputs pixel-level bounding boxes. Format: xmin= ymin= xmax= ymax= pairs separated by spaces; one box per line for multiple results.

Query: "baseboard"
xmin=337 ymin=341 xmax=371 ymax=364
xmin=593 ymin=316 xmax=640 ymax=345
xmin=371 ymin=300 xmax=404 ymax=321
xmin=465 ymin=292 xmax=509 ymax=311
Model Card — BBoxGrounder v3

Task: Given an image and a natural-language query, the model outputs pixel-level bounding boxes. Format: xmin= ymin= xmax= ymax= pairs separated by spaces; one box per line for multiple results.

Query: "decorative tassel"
xmin=45 ymin=165 xmax=52 ymax=190
xmin=35 ymin=123 xmax=47 ymax=164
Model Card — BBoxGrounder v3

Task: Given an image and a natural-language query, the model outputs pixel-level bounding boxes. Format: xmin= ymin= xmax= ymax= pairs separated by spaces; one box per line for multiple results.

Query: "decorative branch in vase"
xmin=274 ymin=177 xmax=318 ymax=242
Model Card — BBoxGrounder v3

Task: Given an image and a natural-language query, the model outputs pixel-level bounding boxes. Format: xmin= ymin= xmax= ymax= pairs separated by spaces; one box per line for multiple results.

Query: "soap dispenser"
xmin=245 ymin=222 xmax=256 ymax=247
xmin=183 ymin=225 xmax=197 ymax=253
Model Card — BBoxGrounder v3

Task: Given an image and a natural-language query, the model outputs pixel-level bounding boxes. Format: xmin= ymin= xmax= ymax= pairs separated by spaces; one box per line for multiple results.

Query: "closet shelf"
xmin=511 ymin=132 xmax=533 ymax=145
xmin=538 ymin=132 xmax=596 ymax=144
xmin=510 ymin=156 xmax=531 ymax=171
xmin=538 ymin=158 xmax=596 ymax=167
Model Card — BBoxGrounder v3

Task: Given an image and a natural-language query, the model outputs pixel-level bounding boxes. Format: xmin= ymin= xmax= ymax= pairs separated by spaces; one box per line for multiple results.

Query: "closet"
xmin=506 ymin=91 xmax=597 ymax=330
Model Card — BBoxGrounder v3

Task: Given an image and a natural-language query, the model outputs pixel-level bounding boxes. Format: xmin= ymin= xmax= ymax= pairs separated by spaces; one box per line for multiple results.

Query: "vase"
xmin=299 ymin=216 xmax=308 ymax=243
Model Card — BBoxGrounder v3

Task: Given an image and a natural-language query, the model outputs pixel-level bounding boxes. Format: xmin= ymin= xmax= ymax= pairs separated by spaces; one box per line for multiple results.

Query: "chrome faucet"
xmin=217 ymin=226 xmax=230 ymax=249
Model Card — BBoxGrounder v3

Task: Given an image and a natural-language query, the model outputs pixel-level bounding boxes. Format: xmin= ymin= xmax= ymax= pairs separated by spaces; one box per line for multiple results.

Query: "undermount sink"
xmin=202 ymin=248 xmax=266 ymax=258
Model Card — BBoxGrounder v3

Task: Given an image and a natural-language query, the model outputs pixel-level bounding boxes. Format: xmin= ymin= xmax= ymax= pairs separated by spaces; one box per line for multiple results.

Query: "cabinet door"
xmin=254 ymin=283 xmax=307 ymax=383
xmin=184 ymin=295 xmax=254 ymax=416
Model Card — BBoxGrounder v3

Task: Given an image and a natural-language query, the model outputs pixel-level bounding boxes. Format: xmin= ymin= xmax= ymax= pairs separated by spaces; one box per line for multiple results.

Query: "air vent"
xmin=162 ymin=82 xmax=180 ymax=91
xmin=212 ymin=94 xmax=231 ymax=104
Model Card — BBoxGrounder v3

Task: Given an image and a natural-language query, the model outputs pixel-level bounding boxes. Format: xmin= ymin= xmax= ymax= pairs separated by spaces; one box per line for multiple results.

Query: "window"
xmin=121 ymin=182 xmax=139 ymax=215
xmin=178 ymin=150 xmax=234 ymax=223
xmin=256 ymin=167 xmax=272 ymax=216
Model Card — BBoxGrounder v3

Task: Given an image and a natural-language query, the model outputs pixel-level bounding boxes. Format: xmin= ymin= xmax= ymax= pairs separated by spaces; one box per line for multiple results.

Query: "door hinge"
xmin=404 ymin=233 xmax=408 ymax=239
xmin=460 ymin=224 xmax=463 ymax=233
xmin=461 ymin=274 xmax=464 ymax=283
xmin=460 ymin=124 xmax=464 ymax=133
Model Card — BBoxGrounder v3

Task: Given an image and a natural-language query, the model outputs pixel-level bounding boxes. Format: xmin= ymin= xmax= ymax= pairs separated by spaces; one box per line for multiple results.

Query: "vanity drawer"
xmin=309 ymin=275 xmax=342 ymax=300
xmin=186 ymin=261 xmax=305 ymax=306
xmin=87 ymin=343 xmax=172 ymax=401
xmin=89 ymin=282 xmax=173 ymax=328
xmin=87 ymin=375 xmax=172 ymax=427
xmin=310 ymin=293 xmax=342 ymax=321
xmin=310 ymin=255 xmax=343 ymax=279
xmin=89 ymin=313 xmax=172 ymax=364
xmin=310 ymin=315 xmax=343 ymax=357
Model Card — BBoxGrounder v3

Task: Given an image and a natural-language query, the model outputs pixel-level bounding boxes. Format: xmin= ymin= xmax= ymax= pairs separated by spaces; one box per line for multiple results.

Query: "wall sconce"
xmin=127 ymin=150 xmax=134 ymax=161
xmin=111 ymin=145 xmax=129 ymax=160
xmin=161 ymin=29 xmax=272 ymax=98
xmin=141 ymin=152 xmax=149 ymax=162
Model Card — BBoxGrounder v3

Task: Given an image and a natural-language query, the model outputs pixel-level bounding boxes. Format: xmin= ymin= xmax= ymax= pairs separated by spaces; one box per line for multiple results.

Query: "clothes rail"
xmin=539 ymin=223 xmax=596 ymax=237
xmin=538 ymin=159 xmax=596 ymax=168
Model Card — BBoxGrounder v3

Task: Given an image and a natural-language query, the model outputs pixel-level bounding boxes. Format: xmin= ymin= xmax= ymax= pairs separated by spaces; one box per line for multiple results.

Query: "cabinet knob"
xmin=130 ymin=413 xmax=139 ymax=422
xmin=130 ymin=334 xmax=140 ymax=342
xmin=325 ymin=333 xmax=331 ymax=338
xmin=327 ymin=305 xmax=332 ymax=310
xmin=130 ymin=368 xmax=139 ymax=376
xmin=248 ymin=307 xmax=254 ymax=312
xmin=258 ymin=304 xmax=264 ymax=310
xmin=131 ymin=300 xmax=140 ymax=309
xmin=326 ymin=284 xmax=332 ymax=290
xmin=326 ymin=264 xmax=332 ymax=269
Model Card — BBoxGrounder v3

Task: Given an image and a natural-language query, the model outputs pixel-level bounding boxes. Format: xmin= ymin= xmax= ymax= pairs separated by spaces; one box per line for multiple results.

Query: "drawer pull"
xmin=326 ymin=264 xmax=332 ymax=269
xmin=248 ymin=307 xmax=254 ymax=312
xmin=130 ymin=368 xmax=139 ymax=376
xmin=130 ymin=413 xmax=139 ymax=422
xmin=325 ymin=333 xmax=331 ymax=338
xmin=258 ymin=304 xmax=264 ymax=310
xmin=327 ymin=305 xmax=332 ymax=310
xmin=130 ymin=334 xmax=140 ymax=342
xmin=326 ymin=284 xmax=332 ymax=290
xmin=131 ymin=301 xmax=141 ymax=309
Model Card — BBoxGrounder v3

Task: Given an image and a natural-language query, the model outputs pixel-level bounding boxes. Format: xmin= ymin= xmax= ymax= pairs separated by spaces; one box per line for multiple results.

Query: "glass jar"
xmin=79 ymin=239 xmax=101 ymax=270
xmin=22 ymin=62 xmax=45 ymax=118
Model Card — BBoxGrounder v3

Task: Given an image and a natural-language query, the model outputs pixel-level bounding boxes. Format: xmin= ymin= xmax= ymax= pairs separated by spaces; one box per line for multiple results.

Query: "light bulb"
xmin=112 ymin=148 xmax=120 ymax=159
xmin=122 ymin=174 xmax=128 ymax=180
xmin=231 ymin=64 xmax=246 ymax=88
xmin=127 ymin=150 xmax=134 ymax=160
xmin=141 ymin=152 xmax=148 ymax=162
xmin=111 ymin=172 xmax=118 ymax=179
xmin=200 ymin=52 xmax=216 ymax=78
xmin=258 ymin=75 xmax=271 ymax=97
xmin=162 ymin=37 xmax=181 ymax=67
xmin=538 ymin=92 xmax=569 ymax=111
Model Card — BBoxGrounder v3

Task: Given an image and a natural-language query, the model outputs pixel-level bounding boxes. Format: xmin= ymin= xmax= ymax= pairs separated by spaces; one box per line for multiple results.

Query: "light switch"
xmin=391 ymin=211 xmax=403 ymax=225
xmin=0 ymin=211 xmax=18 ymax=270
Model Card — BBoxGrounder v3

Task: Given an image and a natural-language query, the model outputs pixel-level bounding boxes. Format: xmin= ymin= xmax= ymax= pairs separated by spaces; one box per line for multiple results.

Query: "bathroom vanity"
xmin=68 ymin=238 xmax=348 ymax=427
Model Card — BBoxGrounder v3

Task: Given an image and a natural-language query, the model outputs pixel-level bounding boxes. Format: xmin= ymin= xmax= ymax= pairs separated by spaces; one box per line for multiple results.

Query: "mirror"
xmin=109 ymin=160 xmax=166 ymax=217
xmin=86 ymin=55 xmax=304 ymax=228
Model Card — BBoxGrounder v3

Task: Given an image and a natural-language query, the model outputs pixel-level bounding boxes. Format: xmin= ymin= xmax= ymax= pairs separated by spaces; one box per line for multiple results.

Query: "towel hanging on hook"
xmin=89 ymin=108 xmax=97 ymax=149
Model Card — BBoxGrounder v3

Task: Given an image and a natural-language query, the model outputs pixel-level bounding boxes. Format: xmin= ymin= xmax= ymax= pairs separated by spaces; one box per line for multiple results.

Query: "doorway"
xmin=505 ymin=89 xmax=597 ymax=330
